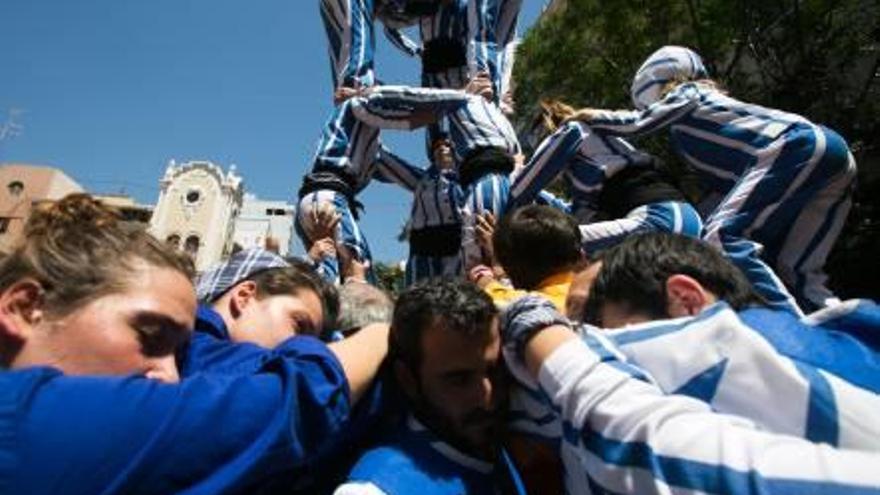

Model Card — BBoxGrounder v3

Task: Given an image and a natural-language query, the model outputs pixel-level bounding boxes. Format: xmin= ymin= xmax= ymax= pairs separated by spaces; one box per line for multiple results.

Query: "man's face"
xmin=33 ymin=264 xmax=196 ymax=383
xmin=432 ymin=140 xmax=455 ymax=171
xmin=235 ymin=288 xmax=324 ymax=347
xmin=410 ymin=317 xmax=506 ymax=458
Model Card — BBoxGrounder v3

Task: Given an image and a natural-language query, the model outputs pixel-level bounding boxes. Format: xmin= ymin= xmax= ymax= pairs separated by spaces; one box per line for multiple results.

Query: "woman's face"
xmin=35 ymin=263 xmax=196 ymax=383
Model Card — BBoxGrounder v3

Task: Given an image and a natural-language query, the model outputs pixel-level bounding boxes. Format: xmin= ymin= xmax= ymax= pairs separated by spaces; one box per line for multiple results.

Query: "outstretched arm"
xmin=373 ymin=145 xmax=427 ymax=191
xmin=567 ymin=84 xmax=701 ymax=138
xmin=502 ymin=296 xmax=880 ymax=494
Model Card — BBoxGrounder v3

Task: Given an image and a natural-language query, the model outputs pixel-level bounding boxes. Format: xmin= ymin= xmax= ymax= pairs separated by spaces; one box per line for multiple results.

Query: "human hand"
xmin=465 ymin=72 xmax=494 ymax=102
xmin=475 ymin=212 xmax=496 ymax=265
xmin=308 ymin=237 xmax=337 ymax=263
xmin=308 ymin=201 xmax=341 ymax=241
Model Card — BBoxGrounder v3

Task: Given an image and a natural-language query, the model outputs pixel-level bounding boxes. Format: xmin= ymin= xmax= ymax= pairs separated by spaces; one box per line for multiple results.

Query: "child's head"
xmin=494 ymin=205 xmax=583 ymax=290
xmin=631 ymin=46 xmax=709 ymax=110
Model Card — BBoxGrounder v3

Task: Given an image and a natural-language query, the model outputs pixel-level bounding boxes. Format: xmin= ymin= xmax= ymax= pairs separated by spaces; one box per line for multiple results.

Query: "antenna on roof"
xmin=0 ymin=109 xmax=25 ymax=143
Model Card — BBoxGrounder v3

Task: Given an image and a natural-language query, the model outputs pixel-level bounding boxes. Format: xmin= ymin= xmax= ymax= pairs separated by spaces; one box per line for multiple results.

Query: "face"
xmin=34 ymin=265 xmax=196 ymax=383
xmin=409 ymin=317 xmax=505 ymax=458
xmin=234 ymin=288 xmax=324 ymax=347
xmin=432 ymin=140 xmax=455 ymax=171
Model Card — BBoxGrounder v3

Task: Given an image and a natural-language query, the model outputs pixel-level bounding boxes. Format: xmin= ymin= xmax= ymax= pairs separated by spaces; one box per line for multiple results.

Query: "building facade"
xmin=0 ymin=164 xmax=84 ymax=251
xmin=149 ymin=160 xmax=243 ymax=271
xmin=232 ymin=193 xmax=296 ymax=256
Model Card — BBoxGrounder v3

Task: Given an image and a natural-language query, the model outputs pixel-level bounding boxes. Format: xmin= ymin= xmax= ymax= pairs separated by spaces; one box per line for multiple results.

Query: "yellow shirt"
xmin=483 ymin=272 xmax=572 ymax=312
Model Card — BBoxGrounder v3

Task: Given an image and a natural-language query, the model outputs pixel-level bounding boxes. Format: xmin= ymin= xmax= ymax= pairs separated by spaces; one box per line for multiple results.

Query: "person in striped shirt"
xmin=578 ymin=233 xmax=880 ymax=450
xmin=295 ymin=85 xmax=471 ymax=284
xmin=501 ymin=290 xmax=880 ymax=495
xmin=373 ymin=136 xmax=467 ymax=286
xmin=442 ymin=76 xmax=521 ymax=269
xmin=384 ymin=0 xmax=522 ymax=110
xmin=565 ymin=45 xmax=858 ymax=317
xmin=320 ymin=0 xmax=444 ymax=97
xmin=510 ymin=100 xmax=703 ymax=254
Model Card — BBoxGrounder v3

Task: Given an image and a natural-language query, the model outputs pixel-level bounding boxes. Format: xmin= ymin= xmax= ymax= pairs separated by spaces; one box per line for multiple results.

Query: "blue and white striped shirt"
xmin=374 ymin=148 xmax=464 ymax=230
xmin=502 ymin=297 xmax=880 ymax=495
xmin=510 ymin=122 xmax=654 ymax=222
xmin=586 ymin=82 xmax=809 ymax=194
xmin=310 ymin=86 xmax=470 ymax=193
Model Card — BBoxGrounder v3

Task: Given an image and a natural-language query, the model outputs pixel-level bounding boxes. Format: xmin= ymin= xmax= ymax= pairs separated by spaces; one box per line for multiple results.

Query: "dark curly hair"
xmin=390 ymin=278 xmax=497 ymax=370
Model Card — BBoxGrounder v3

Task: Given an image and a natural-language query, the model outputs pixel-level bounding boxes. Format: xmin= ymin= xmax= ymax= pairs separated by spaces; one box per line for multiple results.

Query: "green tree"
xmin=374 ymin=261 xmax=405 ymax=297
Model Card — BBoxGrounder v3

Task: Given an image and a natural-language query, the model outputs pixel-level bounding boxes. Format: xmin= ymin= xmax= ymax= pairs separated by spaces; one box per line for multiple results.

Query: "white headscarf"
xmin=630 ymin=46 xmax=708 ymax=110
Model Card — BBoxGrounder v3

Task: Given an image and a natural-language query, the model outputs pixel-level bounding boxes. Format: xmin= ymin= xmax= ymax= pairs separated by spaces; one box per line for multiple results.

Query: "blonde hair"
xmin=0 ymin=194 xmax=194 ymax=319
xmin=659 ymin=77 xmax=726 ymax=100
xmin=535 ymin=99 xmax=577 ymax=134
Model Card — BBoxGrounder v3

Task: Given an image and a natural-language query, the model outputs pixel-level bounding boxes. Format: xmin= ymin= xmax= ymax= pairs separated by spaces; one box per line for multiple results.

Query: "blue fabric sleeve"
xmin=6 ymin=341 xmax=351 ymax=494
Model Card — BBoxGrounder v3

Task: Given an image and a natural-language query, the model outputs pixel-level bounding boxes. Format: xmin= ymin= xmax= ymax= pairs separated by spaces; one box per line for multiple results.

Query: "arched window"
xmin=166 ymin=234 xmax=181 ymax=249
xmin=7 ymin=181 xmax=24 ymax=197
xmin=184 ymin=235 xmax=200 ymax=256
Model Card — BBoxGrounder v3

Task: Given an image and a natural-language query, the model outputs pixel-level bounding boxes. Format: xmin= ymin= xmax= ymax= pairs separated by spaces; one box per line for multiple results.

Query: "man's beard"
xmin=408 ymin=390 xmax=507 ymax=460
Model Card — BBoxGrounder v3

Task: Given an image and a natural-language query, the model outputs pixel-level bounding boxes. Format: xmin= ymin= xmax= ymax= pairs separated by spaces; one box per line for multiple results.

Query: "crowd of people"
xmin=1 ymin=1 xmax=878 ymax=493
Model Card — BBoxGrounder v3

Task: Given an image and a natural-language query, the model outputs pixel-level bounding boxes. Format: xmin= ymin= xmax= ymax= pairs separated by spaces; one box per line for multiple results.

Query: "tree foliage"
xmin=514 ymin=0 xmax=880 ymax=298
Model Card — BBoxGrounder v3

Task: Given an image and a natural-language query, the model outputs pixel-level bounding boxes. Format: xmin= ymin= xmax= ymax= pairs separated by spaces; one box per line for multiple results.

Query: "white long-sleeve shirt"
xmin=522 ymin=337 xmax=880 ymax=494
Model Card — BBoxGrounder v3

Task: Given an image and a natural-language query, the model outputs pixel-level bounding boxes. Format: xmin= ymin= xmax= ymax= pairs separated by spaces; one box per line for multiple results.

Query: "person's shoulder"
xmin=334 ymin=481 xmax=388 ymax=495
xmin=0 ymin=366 xmax=63 ymax=403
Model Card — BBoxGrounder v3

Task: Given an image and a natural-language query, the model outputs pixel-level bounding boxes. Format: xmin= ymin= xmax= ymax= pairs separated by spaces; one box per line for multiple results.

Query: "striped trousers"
xmin=703 ymin=124 xmax=857 ymax=316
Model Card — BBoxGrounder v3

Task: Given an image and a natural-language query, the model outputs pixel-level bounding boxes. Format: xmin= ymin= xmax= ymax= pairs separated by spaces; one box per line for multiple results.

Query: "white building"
xmin=232 ymin=193 xmax=296 ymax=256
xmin=149 ymin=160 xmax=243 ymax=271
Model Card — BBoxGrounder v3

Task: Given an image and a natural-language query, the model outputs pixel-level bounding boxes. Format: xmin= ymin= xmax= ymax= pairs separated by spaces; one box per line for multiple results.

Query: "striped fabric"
xmin=502 ymin=296 xmax=880 ymax=495
xmin=447 ymin=94 xmax=519 ymax=267
xmin=586 ymin=60 xmax=857 ymax=315
xmin=579 ymin=201 xmax=703 ymax=254
xmin=510 ymin=121 xmax=654 ymax=223
xmin=602 ymin=302 xmax=880 ymax=450
xmin=630 ymin=45 xmax=708 ymax=110
xmin=320 ymin=0 xmax=378 ymax=89
xmin=309 ymin=86 xmax=469 ymax=195
xmin=373 ymin=147 xmax=466 ymax=285
xmin=448 ymin=94 xmax=521 ymax=162
xmin=296 ymin=189 xmax=375 ymax=285
xmin=467 ymin=0 xmax=522 ymax=103
xmin=320 ymin=0 xmax=427 ymax=90
xmin=384 ymin=0 xmax=520 ymax=100
xmin=296 ymin=86 xmax=469 ymax=282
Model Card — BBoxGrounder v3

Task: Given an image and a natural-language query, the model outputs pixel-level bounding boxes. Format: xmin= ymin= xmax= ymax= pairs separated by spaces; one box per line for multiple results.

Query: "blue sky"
xmin=0 ymin=1 xmax=546 ymax=262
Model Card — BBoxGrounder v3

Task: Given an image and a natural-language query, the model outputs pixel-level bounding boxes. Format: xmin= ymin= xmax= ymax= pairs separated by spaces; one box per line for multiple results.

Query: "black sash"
xmin=422 ymin=37 xmax=467 ymax=74
xmin=298 ymin=169 xmax=364 ymax=220
xmin=409 ymin=224 xmax=462 ymax=257
xmin=458 ymin=147 xmax=514 ymax=188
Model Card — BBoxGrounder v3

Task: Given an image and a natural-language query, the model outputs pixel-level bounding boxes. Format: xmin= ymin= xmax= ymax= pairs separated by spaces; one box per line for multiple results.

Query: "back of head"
xmin=584 ymin=233 xmax=763 ymax=324
xmin=337 ymin=282 xmax=393 ymax=334
xmin=0 ymin=193 xmax=193 ymax=319
xmin=494 ymin=205 xmax=582 ymax=290
xmin=631 ymin=45 xmax=708 ymax=110
xmin=390 ymin=279 xmax=497 ymax=369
